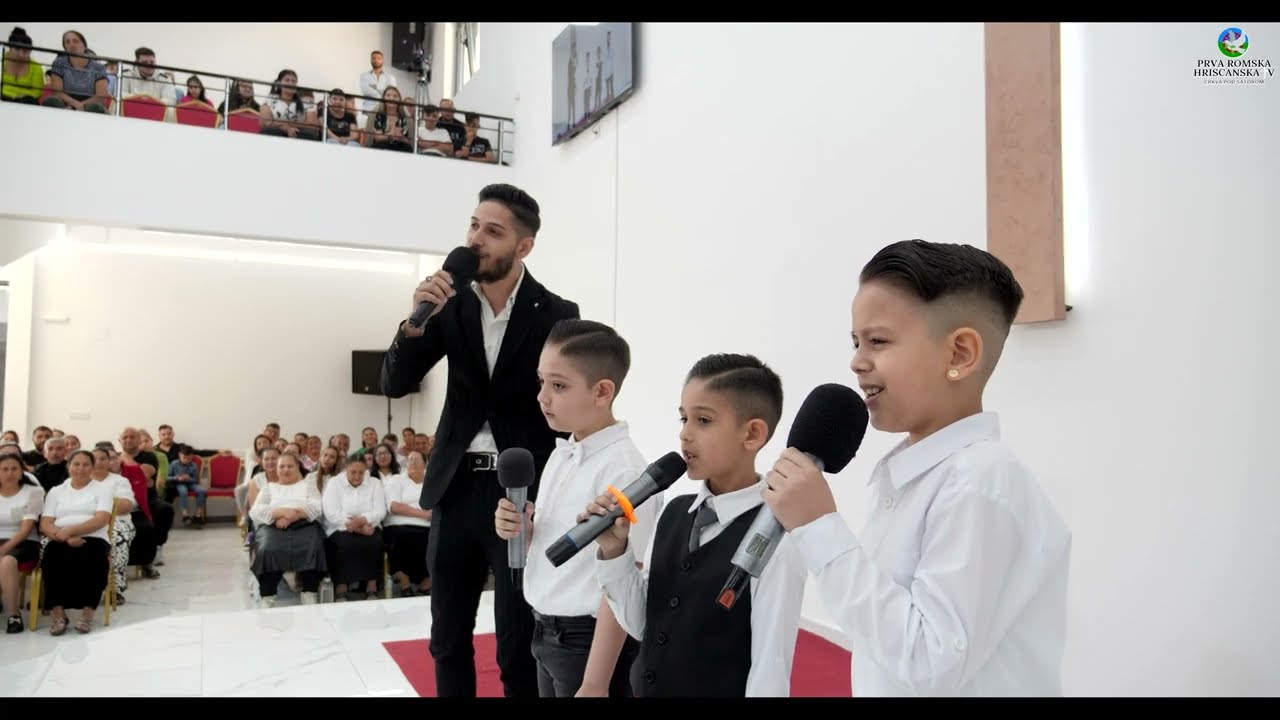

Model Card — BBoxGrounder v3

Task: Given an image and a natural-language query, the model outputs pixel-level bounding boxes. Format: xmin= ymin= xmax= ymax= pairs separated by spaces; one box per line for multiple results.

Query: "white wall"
xmin=436 ymin=21 xmax=1280 ymax=696
xmin=1 ymin=252 xmax=37 ymax=435
xmin=0 ymin=99 xmax=508 ymax=254
xmin=5 ymin=22 xmax=440 ymax=111
xmin=11 ymin=226 xmax=448 ymax=454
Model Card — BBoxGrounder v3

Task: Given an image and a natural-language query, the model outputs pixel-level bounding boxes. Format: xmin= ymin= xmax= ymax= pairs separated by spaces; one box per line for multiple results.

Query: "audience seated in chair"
xmin=383 ymin=450 xmax=432 ymax=597
xmin=0 ymin=453 xmax=43 ymax=633
xmin=91 ymin=447 xmax=136 ymax=605
xmin=322 ymin=455 xmax=387 ymax=601
xmin=39 ymin=450 xmax=111 ymax=635
xmin=248 ymin=452 xmax=325 ymax=607
xmin=41 ymin=31 xmax=110 ymax=113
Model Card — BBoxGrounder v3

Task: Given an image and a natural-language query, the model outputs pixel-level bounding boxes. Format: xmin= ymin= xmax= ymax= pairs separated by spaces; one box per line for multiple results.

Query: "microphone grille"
xmin=786 ymin=383 xmax=869 ymax=473
xmin=496 ymin=447 xmax=536 ymax=489
xmin=443 ymin=245 xmax=481 ymax=280
xmin=649 ymin=451 xmax=688 ymax=490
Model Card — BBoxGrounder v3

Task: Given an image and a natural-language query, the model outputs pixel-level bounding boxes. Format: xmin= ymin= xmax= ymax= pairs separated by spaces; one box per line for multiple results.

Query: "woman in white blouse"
xmin=383 ymin=450 xmax=432 ymax=597
xmin=91 ymin=447 xmax=136 ymax=605
xmin=247 ymin=452 xmax=325 ymax=608
xmin=305 ymin=445 xmax=342 ymax=495
xmin=371 ymin=443 xmax=400 ymax=481
xmin=0 ymin=452 xmax=43 ymax=633
xmin=39 ymin=450 xmax=112 ymax=635
xmin=322 ymin=455 xmax=386 ymax=601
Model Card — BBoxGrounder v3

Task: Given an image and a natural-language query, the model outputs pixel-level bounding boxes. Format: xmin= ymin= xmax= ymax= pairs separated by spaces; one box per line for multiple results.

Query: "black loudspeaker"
xmin=352 ymin=350 xmax=419 ymax=395
xmin=391 ymin=22 xmax=431 ymax=73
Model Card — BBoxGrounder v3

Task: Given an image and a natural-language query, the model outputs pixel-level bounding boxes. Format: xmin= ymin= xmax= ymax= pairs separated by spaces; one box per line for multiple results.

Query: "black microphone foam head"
xmin=497 ymin=447 xmax=535 ymax=489
xmin=444 ymin=245 xmax=481 ymax=281
xmin=648 ymin=451 xmax=688 ymax=491
xmin=786 ymin=383 xmax=869 ymax=473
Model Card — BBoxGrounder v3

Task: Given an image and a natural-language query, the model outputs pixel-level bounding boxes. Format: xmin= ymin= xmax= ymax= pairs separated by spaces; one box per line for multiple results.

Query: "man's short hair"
xmin=135 ymin=47 xmax=155 ymax=59
xmin=478 ymin=184 xmax=541 ymax=237
xmin=686 ymin=354 xmax=784 ymax=440
xmin=546 ymin=320 xmax=631 ymax=395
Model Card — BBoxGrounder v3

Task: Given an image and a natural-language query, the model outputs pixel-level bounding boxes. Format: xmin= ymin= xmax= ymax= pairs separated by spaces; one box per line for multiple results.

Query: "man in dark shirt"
xmin=33 ymin=436 xmax=69 ymax=493
xmin=325 ymin=88 xmax=360 ymax=146
xmin=437 ymin=98 xmax=467 ymax=150
xmin=22 ymin=426 xmax=52 ymax=470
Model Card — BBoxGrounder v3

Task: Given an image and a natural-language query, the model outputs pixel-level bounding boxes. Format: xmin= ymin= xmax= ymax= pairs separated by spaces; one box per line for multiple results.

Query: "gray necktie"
xmin=688 ymin=501 xmax=719 ymax=553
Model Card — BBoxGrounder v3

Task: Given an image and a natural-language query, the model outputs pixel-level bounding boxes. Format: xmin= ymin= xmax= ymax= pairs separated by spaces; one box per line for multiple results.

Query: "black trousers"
xmin=428 ymin=465 xmax=537 ymax=698
xmin=532 ymin=612 xmax=639 ymax=697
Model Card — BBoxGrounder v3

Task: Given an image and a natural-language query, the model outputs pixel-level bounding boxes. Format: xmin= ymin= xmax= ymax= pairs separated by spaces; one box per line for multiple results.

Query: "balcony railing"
xmin=0 ymin=41 xmax=514 ymax=165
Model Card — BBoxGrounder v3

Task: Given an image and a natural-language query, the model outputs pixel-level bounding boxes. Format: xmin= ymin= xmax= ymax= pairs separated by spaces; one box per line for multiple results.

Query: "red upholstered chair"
xmin=225 ymin=107 xmax=261 ymax=133
xmin=121 ymin=94 xmax=167 ymax=122
xmin=203 ymin=455 xmax=241 ymax=524
xmin=175 ymin=99 xmax=217 ymax=127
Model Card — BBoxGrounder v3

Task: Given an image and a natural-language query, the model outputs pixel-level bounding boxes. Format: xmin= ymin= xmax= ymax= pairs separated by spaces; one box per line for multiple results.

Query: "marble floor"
xmin=0 ymin=525 xmax=477 ymax=697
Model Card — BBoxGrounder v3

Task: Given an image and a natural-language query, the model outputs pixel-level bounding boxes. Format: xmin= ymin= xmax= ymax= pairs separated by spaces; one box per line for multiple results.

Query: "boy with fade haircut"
xmin=495 ymin=319 xmax=656 ymax=697
xmin=584 ymin=353 xmax=806 ymax=697
xmin=764 ymin=239 xmax=1072 ymax=696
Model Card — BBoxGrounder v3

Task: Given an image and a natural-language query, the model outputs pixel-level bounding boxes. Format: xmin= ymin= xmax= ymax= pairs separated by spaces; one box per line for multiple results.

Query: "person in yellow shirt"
xmin=2 ymin=28 xmax=44 ymax=104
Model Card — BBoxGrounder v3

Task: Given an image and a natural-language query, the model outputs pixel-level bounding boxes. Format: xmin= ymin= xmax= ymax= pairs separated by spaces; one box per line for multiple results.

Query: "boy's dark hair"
xmin=478 ymin=184 xmax=541 ymax=237
xmin=686 ymin=354 xmax=784 ymax=440
xmin=177 ymin=444 xmax=192 ymax=455
xmin=547 ymin=320 xmax=631 ymax=395
xmin=859 ymin=239 xmax=1024 ymax=331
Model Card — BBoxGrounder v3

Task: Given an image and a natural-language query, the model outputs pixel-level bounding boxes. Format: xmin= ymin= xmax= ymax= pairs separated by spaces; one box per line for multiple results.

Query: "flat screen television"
xmin=552 ymin=22 xmax=636 ymax=145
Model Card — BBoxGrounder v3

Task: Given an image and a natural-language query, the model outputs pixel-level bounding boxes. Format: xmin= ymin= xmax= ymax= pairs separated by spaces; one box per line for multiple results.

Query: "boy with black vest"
xmin=584 ymin=353 xmax=806 ymax=697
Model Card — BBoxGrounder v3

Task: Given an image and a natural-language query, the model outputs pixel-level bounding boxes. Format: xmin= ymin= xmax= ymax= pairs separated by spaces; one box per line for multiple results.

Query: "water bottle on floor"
xmin=320 ymin=577 xmax=334 ymax=604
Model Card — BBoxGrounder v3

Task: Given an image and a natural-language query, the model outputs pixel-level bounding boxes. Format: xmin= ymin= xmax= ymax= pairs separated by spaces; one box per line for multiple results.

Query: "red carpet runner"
xmin=383 ymin=629 xmax=851 ymax=697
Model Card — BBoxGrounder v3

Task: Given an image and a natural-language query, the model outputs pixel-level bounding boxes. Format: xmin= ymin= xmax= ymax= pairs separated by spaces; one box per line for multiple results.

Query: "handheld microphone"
xmin=718 ymin=383 xmax=869 ymax=610
xmin=545 ymin=452 xmax=687 ymax=568
xmin=408 ymin=246 xmax=480 ymax=328
xmin=497 ymin=447 xmax=536 ymax=590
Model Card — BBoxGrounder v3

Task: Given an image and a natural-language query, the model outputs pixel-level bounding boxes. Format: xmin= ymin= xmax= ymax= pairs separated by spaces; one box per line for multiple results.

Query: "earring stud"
xmin=947 ymin=368 xmax=960 ymax=379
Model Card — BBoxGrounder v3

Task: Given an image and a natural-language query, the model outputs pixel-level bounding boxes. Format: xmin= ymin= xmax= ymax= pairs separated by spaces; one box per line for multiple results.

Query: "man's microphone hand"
xmin=494 ymin=498 xmax=534 ymax=540
xmin=578 ymin=493 xmax=630 ymax=560
xmin=763 ymin=448 xmax=836 ymax=531
xmin=406 ymin=269 xmax=457 ymax=326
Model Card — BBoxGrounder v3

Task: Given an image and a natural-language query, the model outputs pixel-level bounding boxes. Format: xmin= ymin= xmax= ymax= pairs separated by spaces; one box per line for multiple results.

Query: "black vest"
xmin=634 ymin=494 xmax=759 ymax=697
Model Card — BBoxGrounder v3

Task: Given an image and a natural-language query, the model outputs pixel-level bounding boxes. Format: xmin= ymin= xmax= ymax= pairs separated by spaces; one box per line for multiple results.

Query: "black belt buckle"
xmin=467 ymin=452 xmax=497 ymax=471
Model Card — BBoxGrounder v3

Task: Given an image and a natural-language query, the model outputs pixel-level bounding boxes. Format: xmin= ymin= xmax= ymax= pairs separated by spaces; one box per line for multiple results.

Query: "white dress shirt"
xmin=248 ymin=479 xmax=323 ymax=527
xmin=43 ymin=480 xmax=114 ymax=542
xmin=525 ymin=421 xmax=656 ymax=618
xmin=466 ymin=264 xmax=526 ymax=455
xmin=383 ymin=473 xmax=430 ymax=528
xmin=596 ymin=478 xmax=806 ymax=697
xmin=322 ymin=475 xmax=388 ymax=536
xmin=791 ymin=412 xmax=1071 ymax=697
xmin=358 ymin=68 xmax=398 ymax=112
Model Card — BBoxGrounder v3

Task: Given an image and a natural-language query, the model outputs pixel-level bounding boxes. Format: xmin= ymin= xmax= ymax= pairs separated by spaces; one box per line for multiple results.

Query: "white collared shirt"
xmin=0 ymin=483 xmax=44 ymax=542
xmin=791 ymin=412 xmax=1071 ymax=697
xmin=43 ymin=479 xmax=114 ymax=542
xmin=358 ymin=68 xmax=397 ymax=112
xmin=466 ymin=264 xmax=526 ymax=454
xmin=322 ymin=474 xmax=388 ymax=536
xmin=383 ymin=473 xmax=430 ymax=528
xmin=595 ymin=478 xmax=806 ymax=697
xmin=524 ymin=421 xmax=655 ymax=617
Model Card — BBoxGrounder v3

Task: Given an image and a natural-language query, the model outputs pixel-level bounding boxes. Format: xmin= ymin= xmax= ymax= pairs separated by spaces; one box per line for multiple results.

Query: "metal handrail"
xmin=1 ymin=40 xmax=514 ymax=163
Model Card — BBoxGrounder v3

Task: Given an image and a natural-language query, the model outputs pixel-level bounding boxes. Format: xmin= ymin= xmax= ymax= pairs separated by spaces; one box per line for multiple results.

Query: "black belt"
xmin=463 ymin=452 xmax=499 ymax=472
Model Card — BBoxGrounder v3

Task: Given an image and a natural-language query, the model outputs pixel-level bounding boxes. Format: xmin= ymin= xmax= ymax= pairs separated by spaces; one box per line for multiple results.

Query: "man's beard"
xmin=474 ymin=249 xmax=517 ymax=283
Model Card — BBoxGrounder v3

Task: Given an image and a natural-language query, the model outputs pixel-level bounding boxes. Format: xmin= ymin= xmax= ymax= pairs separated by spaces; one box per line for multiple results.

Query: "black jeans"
xmin=257 ymin=569 xmax=322 ymax=597
xmin=531 ymin=612 xmax=639 ymax=697
xmin=428 ymin=466 xmax=537 ymax=698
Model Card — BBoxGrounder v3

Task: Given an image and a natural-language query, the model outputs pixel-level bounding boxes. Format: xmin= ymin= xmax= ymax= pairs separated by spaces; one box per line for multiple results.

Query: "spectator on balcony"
xmin=180 ymin=75 xmax=213 ymax=108
xmin=416 ymin=105 xmax=455 ymax=157
xmin=324 ymin=88 xmax=360 ymax=146
xmin=41 ymin=31 xmax=109 ymax=113
xmin=2 ymin=28 xmax=43 ymax=104
xmin=437 ymin=98 xmax=466 ymax=149
xmin=0 ymin=452 xmax=42 ymax=633
xmin=120 ymin=47 xmax=175 ymax=105
xmin=358 ymin=50 xmax=397 ymax=114
xmin=217 ymin=78 xmax=260 ymax=116
xmin=455 ymin=113 xmax=496 ymax=163
xmin=104 ymin=60 xmax=117 ymax=97
xmin=365 ymin=86 xmax=413 ymax=152
xmin=39 ymin=450 xmax=111 ymax=635
xmin=260 ymin=69 xmax=317 ymax=141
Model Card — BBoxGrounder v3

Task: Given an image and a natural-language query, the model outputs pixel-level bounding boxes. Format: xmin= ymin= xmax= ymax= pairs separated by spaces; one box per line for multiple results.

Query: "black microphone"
xmin=497 ymin=447 xmax=536 ymax=590
xmin=545 ymin=452 xmax=687 ymax=568
xmin=408 ymin=246 xmax=480 ymax=328
xmin=718 ymin=383 xmax=869 ymax=610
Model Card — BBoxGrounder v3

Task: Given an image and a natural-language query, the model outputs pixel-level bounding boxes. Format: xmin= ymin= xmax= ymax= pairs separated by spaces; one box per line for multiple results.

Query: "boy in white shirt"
xmin=494 ymin=319 xmax=656 ymax=697
xmin=763 ymin=239 xmax=1072 ymax=696
xmin=584 ymin=353 xmax=806 ymax=697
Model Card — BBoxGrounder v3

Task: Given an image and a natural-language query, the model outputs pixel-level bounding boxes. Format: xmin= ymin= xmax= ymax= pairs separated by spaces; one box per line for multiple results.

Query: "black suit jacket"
xmin=381 ymin=268 xmax=580 ymax=509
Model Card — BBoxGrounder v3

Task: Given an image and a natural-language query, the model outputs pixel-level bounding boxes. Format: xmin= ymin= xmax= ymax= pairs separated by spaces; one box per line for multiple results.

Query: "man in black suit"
xmin=381 ymin=184 xmax=580 ymax=698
